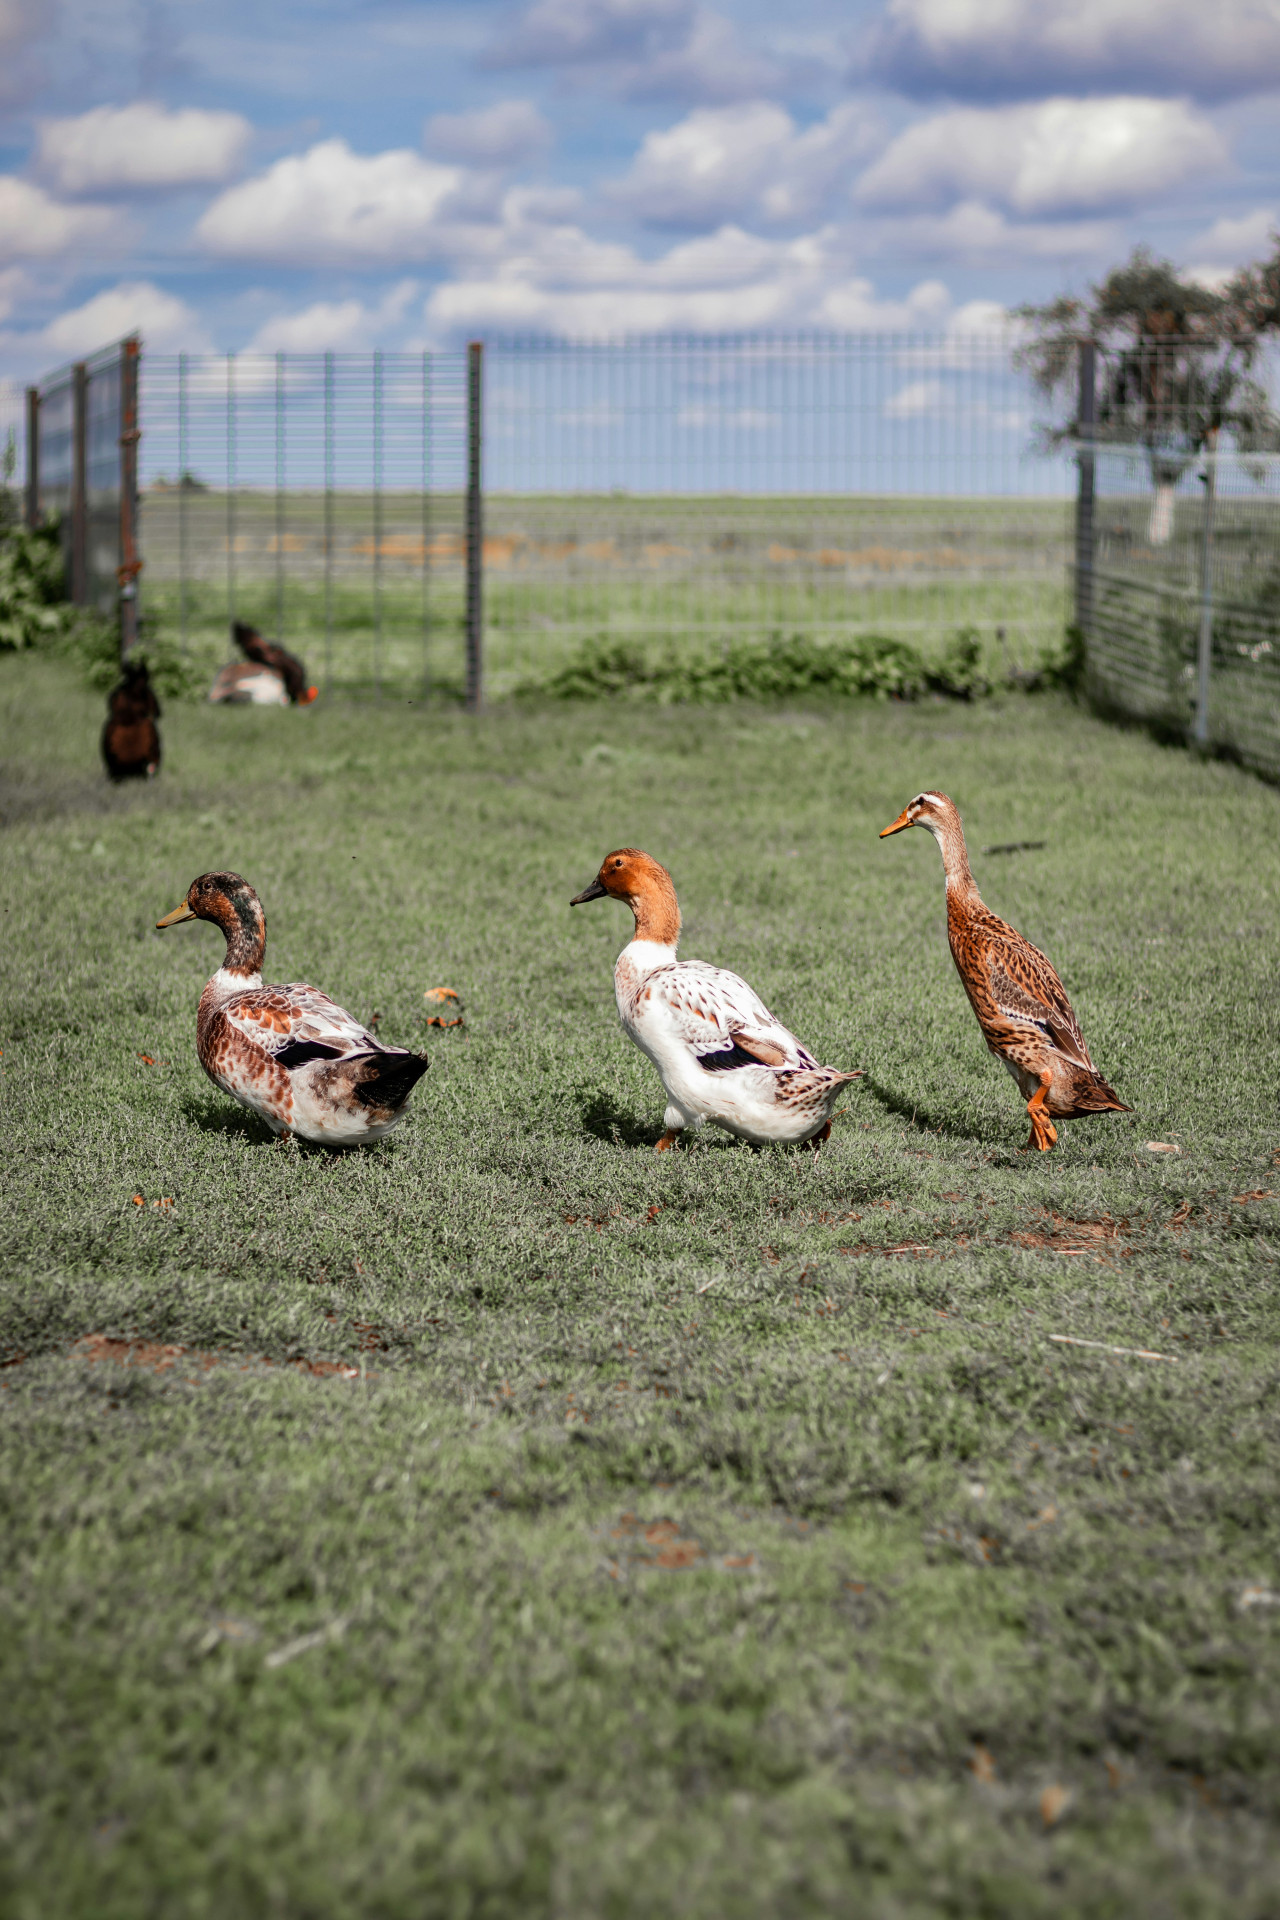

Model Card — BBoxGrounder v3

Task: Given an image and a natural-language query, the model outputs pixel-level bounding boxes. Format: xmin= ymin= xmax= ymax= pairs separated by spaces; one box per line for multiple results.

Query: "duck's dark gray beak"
xmin=570 ymin=877 xmax=608 ymax=905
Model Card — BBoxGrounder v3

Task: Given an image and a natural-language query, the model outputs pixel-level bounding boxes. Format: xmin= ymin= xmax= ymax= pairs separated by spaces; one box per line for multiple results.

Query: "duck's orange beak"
xmin=301 ymin=686 xmax=319 ymax=705
xmin=156 ymin=900 xmax=196 ymax=929
xmin=879 ymin=808 xmax=913 ymax=838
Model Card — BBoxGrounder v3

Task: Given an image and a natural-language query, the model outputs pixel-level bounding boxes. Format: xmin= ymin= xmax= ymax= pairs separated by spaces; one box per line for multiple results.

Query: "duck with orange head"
xmin=157 ymin=871 xmax=427 ymax=1146
xmin=571 ymin=848 xmax=860 ymax=1150
xmin=880 ymin=792 xmax=1130 ymax=1151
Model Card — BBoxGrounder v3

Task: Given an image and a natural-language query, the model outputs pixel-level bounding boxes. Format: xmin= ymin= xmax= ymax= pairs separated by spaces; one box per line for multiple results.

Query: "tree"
xmin=1015 ymin=247 xmax=1280 ymax=544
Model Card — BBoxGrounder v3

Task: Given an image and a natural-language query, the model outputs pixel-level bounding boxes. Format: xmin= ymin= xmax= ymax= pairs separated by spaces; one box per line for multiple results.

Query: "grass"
xmin=3 ymin=651 xmax=1280 ymax=1916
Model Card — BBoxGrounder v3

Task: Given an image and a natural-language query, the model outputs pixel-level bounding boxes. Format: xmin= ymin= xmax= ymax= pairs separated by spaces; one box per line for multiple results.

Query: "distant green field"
xmin=139 ymin=490 xmax=1071 ymax=700
xmin=3 ymin=653 xmax=1280 ymax=1915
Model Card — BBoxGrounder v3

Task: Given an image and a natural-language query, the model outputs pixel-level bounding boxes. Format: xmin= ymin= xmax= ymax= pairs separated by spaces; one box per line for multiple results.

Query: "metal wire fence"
xmin=130 ymin=335 xmax=1073 ymax=701
xmin=1074 ymin=338 xmax=1280 ymax=780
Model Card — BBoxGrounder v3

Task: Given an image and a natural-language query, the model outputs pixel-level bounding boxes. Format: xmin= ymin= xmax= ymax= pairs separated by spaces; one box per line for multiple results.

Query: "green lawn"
xmin=3 ymin=653 xmax=1280 ymax=1917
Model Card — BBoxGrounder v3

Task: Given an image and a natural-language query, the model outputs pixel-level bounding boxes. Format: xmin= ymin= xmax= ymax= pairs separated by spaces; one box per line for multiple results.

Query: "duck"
xmin=570 ymin=847 xmax=860 ymax=1149
xmin=879 ymin=792 xmax=1129 ymax=1151
xmin=102 ymin=658 xmax=161 ymax=779
xmin=207 ymin=623 xmax=318 ymax=706
xmin=156 ymin=871 xmax=427 ymax=1146
xmin=233 ymin=621 xmax=317 ymax=704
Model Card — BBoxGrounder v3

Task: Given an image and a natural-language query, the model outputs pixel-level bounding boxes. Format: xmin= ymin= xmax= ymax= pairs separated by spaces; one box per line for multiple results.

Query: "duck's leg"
xmin=1025 ymin=1075 xmax=1058 ymax=1152
xmin=655 ymin=1129 xmax=682 ymax=1152
xmin=800 ymin=1120 xmax=833 ymax=1153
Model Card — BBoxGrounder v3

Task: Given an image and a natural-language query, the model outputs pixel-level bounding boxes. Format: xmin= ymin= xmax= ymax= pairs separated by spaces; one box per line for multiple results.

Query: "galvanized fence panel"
xmin=480 ymin=335 xmax=1071 ymax=692
xmin=134 ymin=336 xmax=1073 ymax=701
xmin=139 ymin=350 xmax=470 ymax=700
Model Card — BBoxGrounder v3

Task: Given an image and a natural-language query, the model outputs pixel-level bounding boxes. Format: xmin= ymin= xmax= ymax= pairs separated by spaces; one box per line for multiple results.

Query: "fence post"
xmin=118 ymin=335 xmax=142 ymax=660
xmin=1074 ymin=340 xmax=1096 ymax=645
xmin=24 ymin=387 xmax=39 ymax=527
xmin=71 ymin=360 xmax=88 ymax=605
xmin=465 ymin=339 xmax=484 ymax=712
xmin=1194 ymin=431 xmax=1217 ymax=748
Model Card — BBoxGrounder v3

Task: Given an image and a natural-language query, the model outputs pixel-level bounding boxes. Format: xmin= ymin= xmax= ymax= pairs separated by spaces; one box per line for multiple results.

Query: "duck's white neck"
xmin=205 ymin=965 xmax=263 ymax=999
xmin=618 ymin=937 xmax=677 ymax=978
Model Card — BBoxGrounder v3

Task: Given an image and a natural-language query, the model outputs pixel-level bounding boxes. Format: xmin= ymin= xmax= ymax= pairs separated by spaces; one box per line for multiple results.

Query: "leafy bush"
xmin=923 ymin=625 xmax=989 ymax=700
xmin=532 ymin=630 xmax=933 ymax=703
xmin=56 ymin=607 xmax=208 ymax=701
xmin=0 ymin=522 xmax=70 ymax=652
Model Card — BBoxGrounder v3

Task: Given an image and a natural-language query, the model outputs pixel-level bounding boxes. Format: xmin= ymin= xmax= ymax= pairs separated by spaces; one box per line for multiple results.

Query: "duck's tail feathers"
xmin=351 ymin=1048 xmax=430 ymax=1112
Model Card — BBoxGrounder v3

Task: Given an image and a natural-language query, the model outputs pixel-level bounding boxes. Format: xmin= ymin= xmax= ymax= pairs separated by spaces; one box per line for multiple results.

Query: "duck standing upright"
xmin=880 ymin=792 xmax=1129 ymax=1151
xmin=571 ymin=848 xmax=860 ymax=1149
xmin=102 ymin=658 xmax=161 ymax=779
xmin=156 ymin=871 xmax=427 ymax=1146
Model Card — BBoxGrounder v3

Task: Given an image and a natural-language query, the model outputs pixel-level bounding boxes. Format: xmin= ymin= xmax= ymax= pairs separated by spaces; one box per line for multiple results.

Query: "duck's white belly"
xmin=618 ymin=986 xmax=814 ymax=1145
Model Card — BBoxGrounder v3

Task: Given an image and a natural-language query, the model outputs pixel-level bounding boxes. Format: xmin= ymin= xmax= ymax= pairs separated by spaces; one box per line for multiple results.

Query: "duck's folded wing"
xmin=984 ymin=942 xmax=1093 ymax=1069
xmin=221 ymin=985 xmax=378 ymax=1064
xmin=652 ymin=963 xmax=814 ymax=1069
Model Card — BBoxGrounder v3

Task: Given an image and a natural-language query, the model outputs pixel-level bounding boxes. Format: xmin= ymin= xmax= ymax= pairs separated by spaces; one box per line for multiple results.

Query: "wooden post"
xmin=465 ymin=339 xmax=483 ymax=712
xmin=118 ymin=335 xmax=142 ymax=660
xmin=71 ymin=361 xmax=88 ymax=605
xmin=24 ymin=387 xmax=39 ymax=527
xmin=1074 ymin=340 xmax=1096 ymax=644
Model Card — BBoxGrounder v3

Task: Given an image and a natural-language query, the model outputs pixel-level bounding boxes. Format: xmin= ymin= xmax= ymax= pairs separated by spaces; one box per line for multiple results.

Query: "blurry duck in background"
xmin=208 ymin=621 xmax=318 ymax=706
xmin=880 ymin=791 xmax=1130 ymax=1151
xmin=156 ymin=870 xmax=427 ymax=1146
xmin=571 ymin=847 xmax=861 ymax=1150
xmin=102 ymin=658 xmax=161 ymax=780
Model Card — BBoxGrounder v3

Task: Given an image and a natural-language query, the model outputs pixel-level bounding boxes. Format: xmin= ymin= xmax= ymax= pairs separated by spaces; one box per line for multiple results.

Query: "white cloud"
xmin=39 ymin=280 xmax=211 ymax=357
xmin=248 ymin=281 xmax=418 ymax=352
xmin=197 ymin=140 xmax=464 ymax=266
xmin=425 ymin=100 xmax=552 ymax=165
xmin=855 ymin=98 xmax=1226 ymax=218
xmin=36 ymin=103 xmax=252 ymax=195
xmin=1185 ymin=206 xmax=1276 ymax=264
xmin=884 ymin=200 xmax=1115 ymax=263
xmin=426 ymin=212 xmax=955 ymax=336
xmin=884 ymin=376 xmax=945 ymax=417
xmin=609 ymin=100 xmax=879 ymax=229
xmin=865 ymin=0 xmax=1280 ymax=103
xmin=484 ymin=0 xmax=782 ymax=102
xmin=0 ymin=176 xmax=117 ymax=262
xmin=0 ymin=0 xmax=45 ymax=102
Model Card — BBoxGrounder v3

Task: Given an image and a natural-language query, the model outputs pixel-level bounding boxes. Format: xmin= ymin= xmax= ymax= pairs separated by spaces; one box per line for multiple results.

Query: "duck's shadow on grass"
xmin=860 ymin=1071 xmax=993 ymax=1144
xmin=578 ymin=1086 xmax=659 ymax=1149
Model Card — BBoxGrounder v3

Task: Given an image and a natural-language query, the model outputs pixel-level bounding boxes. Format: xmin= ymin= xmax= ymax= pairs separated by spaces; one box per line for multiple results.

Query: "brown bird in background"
xmin=233 ymin=621 xmax=317 ymax=704
xmin=102 ymin=658 xmax=161 ymax=780
xmin=880 ymin=791 xmax=1130 ymax=1151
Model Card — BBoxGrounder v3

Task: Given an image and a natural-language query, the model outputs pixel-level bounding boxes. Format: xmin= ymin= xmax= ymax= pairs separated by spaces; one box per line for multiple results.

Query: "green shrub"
xmin=0 ymin=522 xmax=70 ymax=652
xmin=531 ymin=629 xmax=932 ymax=703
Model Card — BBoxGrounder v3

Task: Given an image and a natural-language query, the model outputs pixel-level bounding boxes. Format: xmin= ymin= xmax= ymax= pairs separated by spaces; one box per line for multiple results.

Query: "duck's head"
xmin=157 ymin=870 xmax=266 ymax=976
xmin=570 ymin=848 xmax=681 ymax=946
xmin=879 ymin=791 xmax=959 ymax=841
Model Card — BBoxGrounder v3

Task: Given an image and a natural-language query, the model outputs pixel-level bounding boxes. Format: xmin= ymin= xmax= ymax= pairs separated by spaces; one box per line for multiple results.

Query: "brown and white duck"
xmin=102 ymin=659 xmax=161 ymax=780
xmin=156 ymin=871 xmax=427 ymax=1146
xmin=571 ymin=847 xmax=860 ymax=1149
xmin=208 ymin=622 xmax=318 ymax=706
xmin=880 ymin=792 xmax=1130 ymax=1151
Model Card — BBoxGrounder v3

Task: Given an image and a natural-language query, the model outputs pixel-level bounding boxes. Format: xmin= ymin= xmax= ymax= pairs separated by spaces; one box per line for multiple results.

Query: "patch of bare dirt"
xmin=72 ymin=1333 xmax=365 ymax=1381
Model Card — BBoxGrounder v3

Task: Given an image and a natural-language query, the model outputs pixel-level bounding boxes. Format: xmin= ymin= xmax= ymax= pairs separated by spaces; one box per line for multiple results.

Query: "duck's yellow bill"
xmin=156 ymin=901 xmax=196 ymax=929
xmin=879 ymin=808 xmax=912 ymax=837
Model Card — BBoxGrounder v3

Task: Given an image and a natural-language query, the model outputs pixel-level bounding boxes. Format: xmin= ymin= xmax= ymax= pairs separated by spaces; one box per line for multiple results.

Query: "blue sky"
xmin=1 ymin=0 xmax=1278 ymax=384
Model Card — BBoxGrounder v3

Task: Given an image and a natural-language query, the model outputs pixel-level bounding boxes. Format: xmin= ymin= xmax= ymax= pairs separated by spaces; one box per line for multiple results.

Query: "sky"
xmin=1 ymin=0 xmax=1278 ymax=385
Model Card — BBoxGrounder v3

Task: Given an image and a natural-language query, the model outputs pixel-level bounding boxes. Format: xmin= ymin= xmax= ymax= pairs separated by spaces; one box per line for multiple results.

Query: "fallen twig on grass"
xmin=1049 ymin=1334 xmax=1178 ymax=1362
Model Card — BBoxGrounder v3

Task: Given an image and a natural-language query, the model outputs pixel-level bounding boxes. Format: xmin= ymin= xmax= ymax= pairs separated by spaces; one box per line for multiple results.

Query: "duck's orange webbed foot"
xmin=1024 ymin=1080 xmax=1058 ymax=1152
xmin=655 ymin=1129 xmax=682 ymax=1152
